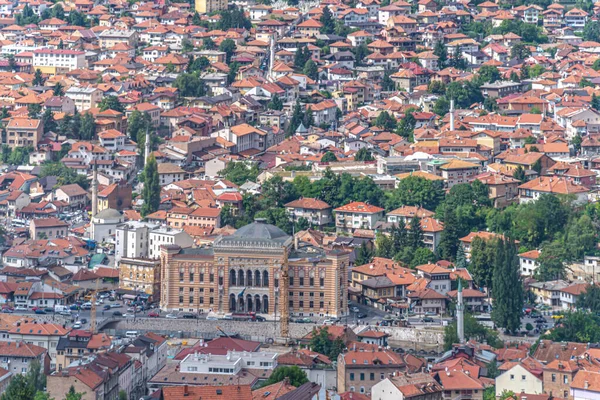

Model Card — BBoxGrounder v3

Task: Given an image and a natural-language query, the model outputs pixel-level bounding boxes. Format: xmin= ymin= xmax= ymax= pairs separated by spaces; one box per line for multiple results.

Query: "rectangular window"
xmin=320 ymin=277 xmax=324 ymax=286
xmin=320 ymin=301 xmax=324 ymax=308
xmin=189 ymin=273 xmax=194 ymax=282
xmin=370 ymin=373 xmax=374 ymax=380
xmin=290 ymin=277 xmax=294 ymax=285
xmin=199 ymin=297 xmax=204 ymax=304
xmin=299 ymin=301 xmax=304 ymax=307
xmin=552 ymin=374 xmax=556 ymax=382
xmin=200 ymin=273 xmax=204 ymax=282
xmin=350 ymin=373 xmax=354 ymax=381
xmin=299 ymin=277 xmax=304 ymax=286
xmin=309 ymin=301 xmax=314 ymax=308
xmin=209 ymin=297 xmax=214 ymax=304
xmin=289 ymin=300 xmax=293 ymax=308
xmin=310 ymin=277 xmax=314 ymax=286
xmin=179 ymin=273 xmax=184 ymax=282
xmin=360 ymin=373 xmax=364 ymax=381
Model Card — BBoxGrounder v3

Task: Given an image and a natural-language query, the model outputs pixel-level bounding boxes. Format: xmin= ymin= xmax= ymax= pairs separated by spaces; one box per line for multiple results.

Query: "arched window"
xmin=229 ymin=269 xmax=236 ymax=286
xmin=229 ymin=294 xmax=236 ymax=311
xmin=246 ymin=294 xmax=253 ymax=312
xmin=254 ymin=270 xmax=261 ymax=287
xmin=263 ymin=271 xmax=269 ymax=287
xmin=247 ymin=270 xmax=253 ymax=287
xmin=238 ymin=270 xmax=244 ymax=286
xmin=254 ymin=295 xmax=261 ymax=313
xmin=263 ymin=295 xmax=269 ymax=314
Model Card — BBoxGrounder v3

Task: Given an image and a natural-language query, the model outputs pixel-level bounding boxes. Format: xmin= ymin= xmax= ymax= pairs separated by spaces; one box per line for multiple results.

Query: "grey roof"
xmin=360 ymin=275 xmax=396 ymax=289
xmin=94 ymin=208 xmax=122 ymax=220
xmin=233 ymin=220 xmax=289 ymax=241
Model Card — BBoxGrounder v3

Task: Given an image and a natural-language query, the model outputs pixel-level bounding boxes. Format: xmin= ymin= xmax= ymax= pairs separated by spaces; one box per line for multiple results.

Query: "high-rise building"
xmin=195 ymin=0 xmax=228 ymax=14
xmin=159 ymin=220 xmax=349 ymax=318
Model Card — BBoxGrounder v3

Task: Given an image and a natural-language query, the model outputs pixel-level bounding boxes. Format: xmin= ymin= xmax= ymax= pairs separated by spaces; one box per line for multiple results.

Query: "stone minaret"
xmin=90 ymin=164 xmax=98 ymax=239
xmin=268 ymin=35 xmax=275 ymax=81
xmin=450 ymin=99 xmax=455 ymax=131
xmin=457 ymin=278 xmax=465 ymax=344
xmin=144 ymin=127 xmax=150 ymax=166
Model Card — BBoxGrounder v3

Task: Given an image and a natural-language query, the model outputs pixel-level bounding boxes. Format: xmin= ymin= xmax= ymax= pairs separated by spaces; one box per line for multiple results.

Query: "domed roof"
xmin=94 ymin=208 xmax=122 ymax=220
xmin=233 ymin=219 xmax=289 ymax=240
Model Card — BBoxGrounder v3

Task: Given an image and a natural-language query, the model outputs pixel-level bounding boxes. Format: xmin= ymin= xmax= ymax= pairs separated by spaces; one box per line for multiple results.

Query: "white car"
xmin=351 ymin=307 xmax=360 ymax=313
xmin=165 ymin=314 xmax=178 ymax=319
xmin=15 ymin=306 xmax=27 ymax=311
xmin=73 ymin=323 xmax=82 ymax=329
xmin=122 ymin=313 xmax=134 ymax=318
xmin=322 ymin=319 xmax=337 ymax=325
xmin=59 ymin=310 xmax=71 ymax=316
xmin=206 ymin=315 xmax=218 ymax=321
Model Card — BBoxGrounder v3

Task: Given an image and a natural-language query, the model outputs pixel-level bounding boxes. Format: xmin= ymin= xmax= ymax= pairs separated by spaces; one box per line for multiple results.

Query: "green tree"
xmin=27 ymin=103 xmax=41 ymax=119
xmin=375 ymin=233 xmax=394 ymax=258
xmin=396 ymin=112 xmax=416 ymax=140
xmin=303 ymin=59 xmax=318 ymax=80
xmin=309 ymin=326 xmax=345 ymax=361
xmin=263 ymin=366 xmax=308 ymax=387
xmin=511 ymin=42 xmax=531 ymax=60
xmin=410 ymin=247 xmax=437 ymax=268
xmin=536 ymin=243 xmax=567 ymax=281
xmin=584 ymin=20 xmax=600 ymax=42
xmin=65 ymin=386 xmax=84 ymax=400
xmin=255 ymin=207 xmax=292 ymax=233
xmin=513 ymin=165 xmax=526 ymax=182
xmin=577 ymin=285 xmax=600 ymax=313
xmin=202 ymin=37 xmax=216 ymax=50
xmin=119 ymin=390 xmax=128 ymax=400
xmin=386 ymin=176 xmax=445 ymax=211
xmin=321 ymin=151 xmax=337 ymax=162
xmin=41 ymin=108 xmax=56 ymax=134
xmin=408 ymin=216 xmax=423 ymax=250
xmin=53 ymin=82 xmax=64 ymax=96
xmin=470 ymin=237 xmax=496 ymax=292
xmin=354 ymin=147 xmax=374 ymax=161
xmin=99 ymin=95 xmax=124 ymax=113
xmin=544 ymin=311 xmax=600 ymax=343
xmin=27 ymin=359 xmax=45 ymax=393
xmin=433 ymin=41 xmax=448 ymax=68
xmin=267 ymin=94 xmax=283 ymax=111
xmin=429 ymin=80 xmax=446 ymax=95
xmin=443 ymin=313 xmax=502 ymax=351
xmin=319 ymin=6 xmax=335 ymax=34
xmin=79 ymin=112 xmax=95 ymax=141
xmin=477 ymin=65 xmax=500 ymax=84
xmin=372 ymin=111 xmax=397 ymax=131
xmin=141 ymin=155 xmax=160 ymax=217
xmin=39 ymin=161 xmax=89 ymax=189
xmin=219 ymin=162 xmax=260 ymax=185
xmin=0 ymin=374 xmax=34 ymax=400
xmin=491 ymin=239 xmax=523 ymax=334
xmin=33 ymin=69 xmax=44 ymax=86
xmin=433 ymin=96 xmax=450 ymax=116
xmin=219 ymin=39 xmax=237 ymax=64
xmin=355 ymin=242 xmax=373 ymax=265
xmin=382 ymin=72 xmax=396 ymax=91
xmin=438 ymin=207 xmax=460 ymax=261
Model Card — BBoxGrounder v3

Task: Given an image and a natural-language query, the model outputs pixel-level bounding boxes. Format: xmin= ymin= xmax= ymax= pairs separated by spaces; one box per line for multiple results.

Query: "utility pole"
xmin=280 ymin=246 xmax=290 ymax=341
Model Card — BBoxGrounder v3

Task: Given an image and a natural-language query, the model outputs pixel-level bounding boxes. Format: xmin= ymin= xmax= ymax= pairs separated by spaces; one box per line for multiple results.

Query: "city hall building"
xmin=159 ymin=220 xmax=349 ymax=318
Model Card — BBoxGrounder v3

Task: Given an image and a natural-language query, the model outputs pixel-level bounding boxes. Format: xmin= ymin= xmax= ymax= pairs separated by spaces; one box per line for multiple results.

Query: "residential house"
xmin=285 ymin=198 xmax=332 ymax=226
xmin=334 ymin=202 xmax=385 ymax=232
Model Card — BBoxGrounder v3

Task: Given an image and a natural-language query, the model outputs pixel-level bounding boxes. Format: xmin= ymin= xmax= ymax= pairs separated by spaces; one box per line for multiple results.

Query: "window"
xmin=209 ymin=297 xmax=214 ymax=304
xmin=309 ymin=301 xmax=314 ymax=308
xmin=179 ymin=273 xmax=184 ymax=282
xmin=209 ymin=273 xmax=214 ymax=283
xmin=360 ymin=387 xmax=365 ymax=394
xmin=360 ymin=373 xmax=364 ymax=381
xmin=521 ymin=375 xmax=526 ymax=381
xmin=552 ymin=374 xmax=556 ymax=382
xmin=350 ymin=373 xmax=354 ymax=381
xmin=200 ymin=273 xmax=204 ymax=282
xmin=299 ymin=301 xmax=304 ymax=307
xmin=289 ymin=300 xmax=293 ymax=308
xmin=189 ymin=273 xmax=194 ymax=282
xmin=510 ymin=375 xmax=515 ymax=381
xmin=299 ymin=277 xmax=304 ymax=286
xmin=290 ymin=277 xmax=294 ymax=285
xmin=370 ymin=373 xmax=374 ymax=380
xmin=319 ymin=301 xmax=324 ymax=308
xmin=564 ymin=375 xmax=568 ymax=384
xmin=310 ymin=277 xmax=314 ymax=286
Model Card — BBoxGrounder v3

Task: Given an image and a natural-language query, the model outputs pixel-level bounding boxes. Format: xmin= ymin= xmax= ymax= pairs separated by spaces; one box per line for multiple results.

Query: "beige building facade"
xmin=159 ymin=220 xmax=349 ymax=318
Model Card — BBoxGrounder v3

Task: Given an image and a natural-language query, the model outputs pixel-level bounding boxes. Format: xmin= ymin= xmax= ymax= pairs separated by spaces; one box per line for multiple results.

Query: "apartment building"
xmin=5 ymin=118 xmax=43 ymax=150
xmin=32 ymin=49 xmax=85 ymax=74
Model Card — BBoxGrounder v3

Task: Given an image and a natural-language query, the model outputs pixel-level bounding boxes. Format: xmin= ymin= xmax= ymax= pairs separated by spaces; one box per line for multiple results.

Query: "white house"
xmin=496 ymin=360 xmax=544 ymax=397
xmin=518 ymin=249 xmax=540 ymax=276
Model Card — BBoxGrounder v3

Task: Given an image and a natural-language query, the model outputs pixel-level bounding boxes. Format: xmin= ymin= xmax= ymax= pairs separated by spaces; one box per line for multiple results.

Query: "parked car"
xmin=357 ymin=313 xmax=367 ymax=319
xmin=322 ymin=319 xmax=337 ymax=325
xmin=103 ymin=305 xmax=111 ymax=311
xmin=256 ymin=316 xmax=266 ymax=322
xmin=421 ymin=317 xmax=434 ymax=323
xmin=80 ymin=318 xmax=87 ymax=324
xmin=34 ymin=309 xmax=46 ymax=314
xmin=59 ymin=310 xmax=71 ymax=316
xmin=294 ymin=317 xmax=312 ymax=323
xmin=69 ymin=305 xmax=79 ymax=311
xmin=350 ymin=307 xmax=360 ymax=313
xmin=1 ymin=308 xmax=12 ymax=313
xmin=111 ymin=304 xmax=121 ymax=308
xmin=44 ymin=307 xmax=54 ymax=313
xmin=112 ymin=311 xmax=123 ymax=317
xmin=182 ymin=313 xmax=197 ymax=319
xmin=148 ymin=312 xmax=159 ymax=318
xmin=73 ymin=323 xmax=82 ymax=329
xmin=165 ymin=314 xmax=178 ymax=319
xmin=15 ymin=306 xmax=27 ymax=311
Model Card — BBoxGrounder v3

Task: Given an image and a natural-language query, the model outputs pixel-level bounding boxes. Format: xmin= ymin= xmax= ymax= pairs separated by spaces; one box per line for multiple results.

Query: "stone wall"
xmin=103 ymin=318 xmax=445 ymax=346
